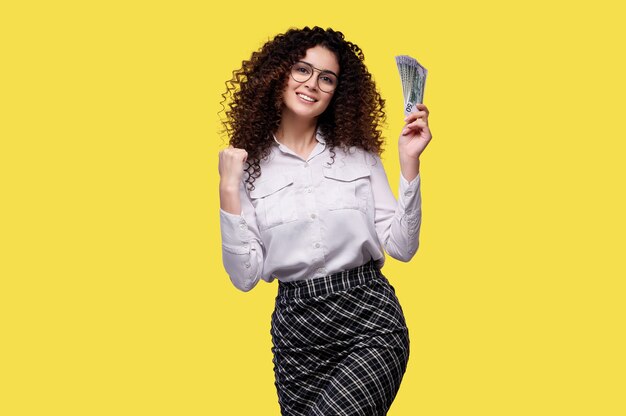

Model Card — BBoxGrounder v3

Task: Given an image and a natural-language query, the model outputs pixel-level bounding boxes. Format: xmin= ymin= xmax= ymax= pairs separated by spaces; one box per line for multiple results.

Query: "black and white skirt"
xmin=271 ymin=259 xmax=410 ymax=416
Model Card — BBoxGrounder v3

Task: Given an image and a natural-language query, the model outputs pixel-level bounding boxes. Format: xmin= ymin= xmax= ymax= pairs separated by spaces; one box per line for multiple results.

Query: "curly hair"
xmin=219 ymin=26 xmax=386 ymax=191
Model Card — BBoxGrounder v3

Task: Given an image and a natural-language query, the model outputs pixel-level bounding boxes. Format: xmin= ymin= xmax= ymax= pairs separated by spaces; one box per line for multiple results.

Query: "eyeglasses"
xmin=290 ymin=61 xmax=339 ymax=93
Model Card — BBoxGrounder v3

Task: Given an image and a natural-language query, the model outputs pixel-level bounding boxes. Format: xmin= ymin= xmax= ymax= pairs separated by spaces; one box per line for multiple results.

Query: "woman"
xmin=218 ymin=26 xmax=432 ymax=415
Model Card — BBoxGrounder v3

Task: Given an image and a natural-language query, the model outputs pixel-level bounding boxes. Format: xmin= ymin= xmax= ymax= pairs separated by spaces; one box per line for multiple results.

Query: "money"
xmin=395 ymin=55 xmax=427 ymax=115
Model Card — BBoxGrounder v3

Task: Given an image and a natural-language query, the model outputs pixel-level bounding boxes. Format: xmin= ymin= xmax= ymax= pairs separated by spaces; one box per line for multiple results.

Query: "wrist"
xmin=220 ymin=178 xmax=240 ymax=193
xmin=399 ymin=155 xmax=420 ymax=169
xmin=399 ymin=151 xmax=421 ymax=162
xmin=399 ymin=156 xmax=420 ymax=182
xmin=220 ymin=182 xmax=242 ymax=215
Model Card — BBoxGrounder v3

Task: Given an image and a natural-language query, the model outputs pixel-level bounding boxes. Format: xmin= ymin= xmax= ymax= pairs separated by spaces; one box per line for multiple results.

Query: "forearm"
xmin=221 ymin=239 xmax=263 ymax=292
xmin=373 ymin=153 xmax=423 ymax=262
xmin=219 ymin=204 xmax=264 ymax=292
xmin=383 ymin=215 xmax=421 ymax=262
xmin=220 ymin=181 xmax=242 ymax=215
xmin=399 ymin=155 xmax=420 ymax=183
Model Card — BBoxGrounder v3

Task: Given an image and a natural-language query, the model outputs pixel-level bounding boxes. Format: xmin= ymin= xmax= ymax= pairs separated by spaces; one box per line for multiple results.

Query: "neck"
xmin=274 ymin=111 xmax=318 ymax=151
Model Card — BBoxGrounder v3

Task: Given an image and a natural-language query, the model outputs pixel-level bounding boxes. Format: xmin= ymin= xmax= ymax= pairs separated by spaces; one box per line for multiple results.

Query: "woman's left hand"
xmin=398 ymin=103 xmax=432 ymax=159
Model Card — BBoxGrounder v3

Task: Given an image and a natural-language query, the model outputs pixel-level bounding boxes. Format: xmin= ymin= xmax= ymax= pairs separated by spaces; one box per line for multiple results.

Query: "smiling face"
xmin=280 ymin=45 xmax=340 ymax=121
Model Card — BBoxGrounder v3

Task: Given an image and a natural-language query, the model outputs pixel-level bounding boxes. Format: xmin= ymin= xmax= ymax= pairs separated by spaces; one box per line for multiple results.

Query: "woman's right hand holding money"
xmin=218 ymin=145 xmax=247 ymax=214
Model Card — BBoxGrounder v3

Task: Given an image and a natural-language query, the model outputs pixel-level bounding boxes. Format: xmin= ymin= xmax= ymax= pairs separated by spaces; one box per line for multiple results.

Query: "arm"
xmin=219 ymin=178 xmax=265 ymax=292
xmin=370 ymin=153 xmax=422 ymax=262
xmin=371 ymin=102 xmax=432 ymax=261
xmin=218 ymin=145 xmax=265 ymax=291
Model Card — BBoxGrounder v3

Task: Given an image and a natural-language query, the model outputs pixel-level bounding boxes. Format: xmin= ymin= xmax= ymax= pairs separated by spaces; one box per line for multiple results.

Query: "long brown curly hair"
xmin=219 ymin=26 xmax=386 ymax=191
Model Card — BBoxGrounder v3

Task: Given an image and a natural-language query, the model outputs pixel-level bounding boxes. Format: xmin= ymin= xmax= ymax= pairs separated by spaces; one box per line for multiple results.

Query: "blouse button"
xmin=310 ymin=213 xmax=316 ymax=219
xmin=245 ymin=262 xmax=251 ymax=268
xmin=314 ymin=242 xmax=320 ymax=248
xmin=239 ymin=223 xmax=246 ymax=229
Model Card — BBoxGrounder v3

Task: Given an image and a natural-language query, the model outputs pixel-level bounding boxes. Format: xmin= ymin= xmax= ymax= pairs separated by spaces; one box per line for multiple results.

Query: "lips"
xmin=296 ymin=92 xmax=318 ymax=103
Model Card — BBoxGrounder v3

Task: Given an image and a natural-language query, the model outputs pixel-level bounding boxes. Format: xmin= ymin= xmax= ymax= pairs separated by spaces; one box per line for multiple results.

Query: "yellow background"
xmin=1 ymin=0 xmax=625 ymax=414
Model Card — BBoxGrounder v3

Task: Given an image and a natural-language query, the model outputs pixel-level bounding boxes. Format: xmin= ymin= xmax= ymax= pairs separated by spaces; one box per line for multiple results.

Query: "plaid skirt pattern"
xmin=271 ymin=259 xmax=410 ymax=416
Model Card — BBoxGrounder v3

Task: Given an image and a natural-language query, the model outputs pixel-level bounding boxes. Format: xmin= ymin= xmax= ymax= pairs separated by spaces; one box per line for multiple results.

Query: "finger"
xmin=237 ymin=149 xmax=248 ymax=161
xmin=404 ymin=110 xmax=428 ymax=122
xmin=402 ymin=120 xmax=427 ymax=135
xmin=405 ymin=119 xmax=428 ymax=130
xmin=414 ymin=110 xmax=428 ymax=120
xmin=403 ymin=120 xmax=427 ymax=133
xmin=415 ymin=103 xmax=429 ymax=114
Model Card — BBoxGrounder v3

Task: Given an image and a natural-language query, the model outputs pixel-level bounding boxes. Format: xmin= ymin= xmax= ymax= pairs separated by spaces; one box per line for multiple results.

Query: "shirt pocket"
xmin=249 ymin=174 xmax=298 ymax=231
xmin=322 ymin=164 xmax=371 ymax=213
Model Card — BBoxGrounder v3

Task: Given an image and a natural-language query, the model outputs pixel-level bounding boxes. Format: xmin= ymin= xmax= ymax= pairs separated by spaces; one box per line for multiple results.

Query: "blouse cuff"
xmin=220 ymin=208 xmax=253 ymax=255
xmin=398 ymin=172 xmax=422 ymax=215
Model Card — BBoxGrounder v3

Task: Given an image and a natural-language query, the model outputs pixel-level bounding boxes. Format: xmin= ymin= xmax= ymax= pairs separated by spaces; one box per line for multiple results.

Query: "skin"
xmin=399 ymin=103 xmax=432 ymax=182
xmin=218 ymin=45 xmax=432 ymax=215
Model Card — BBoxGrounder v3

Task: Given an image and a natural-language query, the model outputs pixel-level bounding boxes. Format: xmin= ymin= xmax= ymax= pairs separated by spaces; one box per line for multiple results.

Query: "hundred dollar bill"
xmin=395 ymin=55 xmax=427 ymax=115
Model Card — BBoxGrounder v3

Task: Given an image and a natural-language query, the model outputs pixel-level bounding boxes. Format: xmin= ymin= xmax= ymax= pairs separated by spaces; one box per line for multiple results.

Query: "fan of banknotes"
xmin=395 ymin=55 xmax=427 ymax=115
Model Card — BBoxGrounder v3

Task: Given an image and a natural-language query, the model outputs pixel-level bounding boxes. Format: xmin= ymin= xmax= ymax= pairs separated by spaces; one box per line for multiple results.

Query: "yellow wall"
xmin=1 ymin=0 xmax=625 ymax=414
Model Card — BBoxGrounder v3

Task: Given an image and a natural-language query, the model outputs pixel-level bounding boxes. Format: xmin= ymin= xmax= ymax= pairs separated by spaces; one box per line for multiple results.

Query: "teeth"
xmin=297 ymin=93 xmax=316 ymax=102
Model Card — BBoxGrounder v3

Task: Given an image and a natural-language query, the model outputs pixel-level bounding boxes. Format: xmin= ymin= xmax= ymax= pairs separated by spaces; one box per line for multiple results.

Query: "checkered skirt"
xmin=271 ymin=259 xmax=410 ymax=415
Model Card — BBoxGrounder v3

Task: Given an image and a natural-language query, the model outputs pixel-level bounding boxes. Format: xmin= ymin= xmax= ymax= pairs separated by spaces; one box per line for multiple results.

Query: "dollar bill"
xmin=395 ymin=55 xmax=427 ymax=115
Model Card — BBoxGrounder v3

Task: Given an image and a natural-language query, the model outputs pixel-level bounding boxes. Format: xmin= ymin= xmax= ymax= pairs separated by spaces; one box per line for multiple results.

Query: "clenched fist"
xmin=219 ymin=145 xmax=248 ymax=190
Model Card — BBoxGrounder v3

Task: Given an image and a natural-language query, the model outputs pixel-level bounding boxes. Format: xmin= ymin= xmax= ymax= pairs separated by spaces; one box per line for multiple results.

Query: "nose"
xmin=303 ymin=73 xmax=318 ymax=91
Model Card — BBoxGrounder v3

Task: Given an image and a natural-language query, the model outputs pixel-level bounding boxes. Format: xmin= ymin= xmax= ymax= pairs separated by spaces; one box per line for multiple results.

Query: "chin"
xmin=296 ymin=108 xmax=323 ymax=119
xmin=285 ymin=103 xmax=325 ymax=119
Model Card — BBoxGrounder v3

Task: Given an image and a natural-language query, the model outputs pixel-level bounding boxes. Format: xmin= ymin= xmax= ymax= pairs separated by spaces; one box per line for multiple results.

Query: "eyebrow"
xmin=299 ymin=60 xmax=339 ymax=78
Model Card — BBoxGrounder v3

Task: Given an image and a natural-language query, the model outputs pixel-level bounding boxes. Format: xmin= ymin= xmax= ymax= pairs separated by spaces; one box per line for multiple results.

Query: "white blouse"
xmin=219 ymin=129 xmax=422 ymax=291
